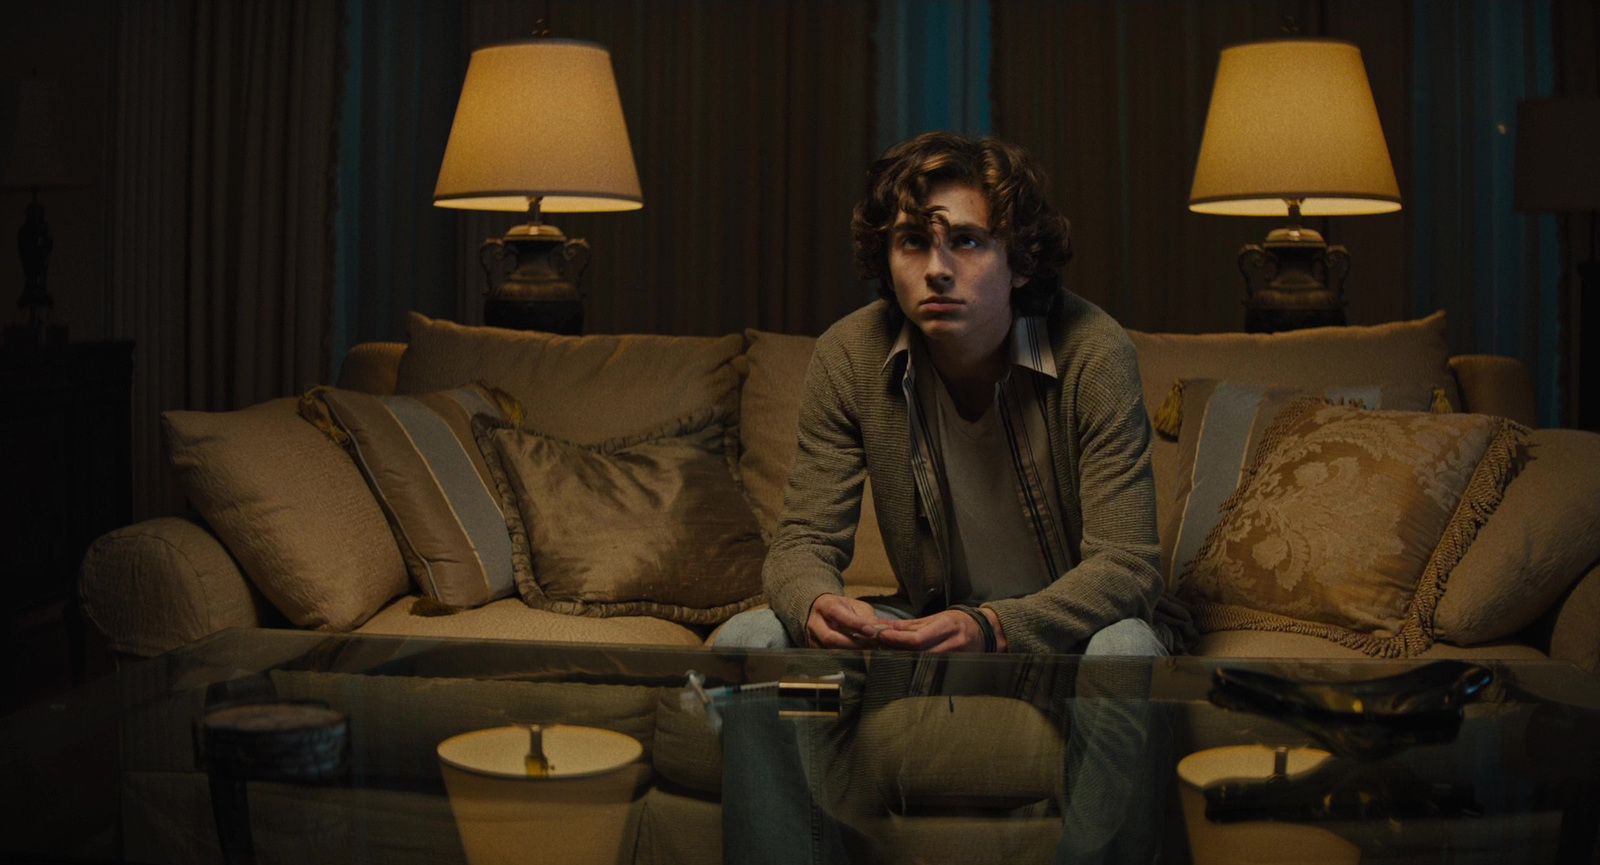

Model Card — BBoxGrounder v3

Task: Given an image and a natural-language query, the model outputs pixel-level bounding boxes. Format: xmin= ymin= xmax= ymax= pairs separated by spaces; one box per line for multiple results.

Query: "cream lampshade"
xmin=1189 ymin=38 xmax=1401 ymax=333
xmin=434 ymin=38 xmax=642 ymax=333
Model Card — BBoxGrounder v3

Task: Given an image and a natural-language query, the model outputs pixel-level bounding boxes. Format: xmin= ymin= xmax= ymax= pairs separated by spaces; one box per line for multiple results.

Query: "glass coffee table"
xmin=2 ymin=628 xmax=1597 ymax=864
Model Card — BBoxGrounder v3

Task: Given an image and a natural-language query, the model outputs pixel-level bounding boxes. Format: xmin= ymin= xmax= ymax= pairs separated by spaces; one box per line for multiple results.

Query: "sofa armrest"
xmin=78 ymin=517 xmax=275 ymax=658
xmin=1541 ymin=560 xmax=1600 ymax=678
xmin=335 ymin=341 xmax=406 ymax=395
xmin=1448 ymin=355 xmax=1538 ymax=426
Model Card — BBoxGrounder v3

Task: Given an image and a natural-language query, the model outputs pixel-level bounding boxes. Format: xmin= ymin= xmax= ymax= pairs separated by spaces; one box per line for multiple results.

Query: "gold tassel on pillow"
xmin=480 ymin=382 xmax=526 ymax=428
xmin=1153 ymin=380 xmax=1184 ymax=440
xmin=297 ymin=386 xmax=350 ymax=446
xmin=410 ymin=596 xmax=462 ymax=617
xmin=1431 ymin=386 xmax=1453 ymax=414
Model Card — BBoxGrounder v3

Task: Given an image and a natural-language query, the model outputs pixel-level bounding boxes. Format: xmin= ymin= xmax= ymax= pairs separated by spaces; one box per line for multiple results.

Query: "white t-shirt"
xmin=931 ymin=372 xmax=1052 ymax=604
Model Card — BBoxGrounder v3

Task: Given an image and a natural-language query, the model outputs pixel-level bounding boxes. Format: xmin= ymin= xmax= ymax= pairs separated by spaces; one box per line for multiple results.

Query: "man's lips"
xmin=920 ymin=296 xmax=963 ymax=312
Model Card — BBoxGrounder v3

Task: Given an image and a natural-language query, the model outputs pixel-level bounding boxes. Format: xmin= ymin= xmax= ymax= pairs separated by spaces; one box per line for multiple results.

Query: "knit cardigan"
xmin=763 ymin=293 xmax=1185 ymax=654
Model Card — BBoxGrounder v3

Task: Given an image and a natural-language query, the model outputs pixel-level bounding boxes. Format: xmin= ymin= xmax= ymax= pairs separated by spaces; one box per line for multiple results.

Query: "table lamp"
xmin=1 ymin=78 xmax=83 ymax=346
xmin=1189 ymin=38 xmax=1401 ymax=333
xmin=434 ymin=37 xmax=642 ymax=334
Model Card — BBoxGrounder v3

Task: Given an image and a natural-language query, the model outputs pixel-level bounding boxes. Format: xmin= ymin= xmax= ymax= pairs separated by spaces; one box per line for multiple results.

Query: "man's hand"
xmin=875 ymin=609 xmax=986 ymax=652
xmin=805 ymin=594 xmax=889 ymax=648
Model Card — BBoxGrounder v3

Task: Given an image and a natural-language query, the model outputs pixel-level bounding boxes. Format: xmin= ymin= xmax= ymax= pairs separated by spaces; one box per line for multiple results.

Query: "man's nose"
xmin=924 ymin=245 xmax=954 ymax=284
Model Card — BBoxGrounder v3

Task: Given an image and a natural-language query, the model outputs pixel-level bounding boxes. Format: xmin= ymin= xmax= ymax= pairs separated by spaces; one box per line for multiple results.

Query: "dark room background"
xmin=3 ymin=0 xmax=1596 ymax=520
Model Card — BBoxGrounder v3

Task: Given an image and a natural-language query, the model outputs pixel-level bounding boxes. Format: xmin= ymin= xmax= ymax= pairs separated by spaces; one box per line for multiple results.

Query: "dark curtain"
xmin=1552 ymin=0 xmax=1598 ymax=428
xmin=113 ymin=0 xmax=342 ymax=518
xmin=1409 ymin=0 xmax=1560 ymax=425
xmin=331 ymin=0 xmax=463 ymax=375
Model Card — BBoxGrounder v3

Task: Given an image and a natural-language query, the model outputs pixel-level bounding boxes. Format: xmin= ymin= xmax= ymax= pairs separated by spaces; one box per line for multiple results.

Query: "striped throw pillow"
xmin=301 ymin=384 xmax=522 ymax=610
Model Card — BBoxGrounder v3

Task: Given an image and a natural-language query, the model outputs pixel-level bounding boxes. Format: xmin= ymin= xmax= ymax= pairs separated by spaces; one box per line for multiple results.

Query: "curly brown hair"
xmin=851 ymin=132 xmax=1072 ymax=316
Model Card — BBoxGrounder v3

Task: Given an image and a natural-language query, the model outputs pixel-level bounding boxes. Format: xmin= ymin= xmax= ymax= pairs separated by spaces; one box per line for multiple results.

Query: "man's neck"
xmin=924 ymin=330 xmax=1010 ymax=421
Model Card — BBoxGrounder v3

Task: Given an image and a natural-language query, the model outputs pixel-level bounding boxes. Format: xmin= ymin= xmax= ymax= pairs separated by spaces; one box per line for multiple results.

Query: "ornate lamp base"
xmin=1239 ymin=225 xmax=1350 ymax=334
xmin=479 ymin=222 xmax=591 ymax=334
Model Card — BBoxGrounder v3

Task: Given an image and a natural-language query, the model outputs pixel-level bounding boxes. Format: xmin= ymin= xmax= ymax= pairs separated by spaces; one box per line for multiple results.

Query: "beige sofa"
xmin=76 ymin=309 xmax=1600 ymax=865
xmin=80 ymin=310 xmax=1600 ymax=673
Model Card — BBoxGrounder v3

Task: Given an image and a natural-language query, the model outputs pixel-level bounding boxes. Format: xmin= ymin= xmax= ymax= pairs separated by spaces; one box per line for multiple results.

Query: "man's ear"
xmin=1011 ymin=272 xmax=1028 ymax=289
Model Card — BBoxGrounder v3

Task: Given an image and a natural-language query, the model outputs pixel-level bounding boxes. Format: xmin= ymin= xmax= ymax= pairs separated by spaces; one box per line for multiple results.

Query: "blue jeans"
xmin=714 ymin=604 xmax=913 ymax=649
xmin=717 ymin=616 xmax=1172 ymax=865
xmin=1056 ymin=620 xmax=1173 ymax=865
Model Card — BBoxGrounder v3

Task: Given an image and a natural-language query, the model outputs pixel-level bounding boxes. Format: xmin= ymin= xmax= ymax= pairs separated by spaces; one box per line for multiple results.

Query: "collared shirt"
xmin=883 ymin=315 xmax=1076 ymax=608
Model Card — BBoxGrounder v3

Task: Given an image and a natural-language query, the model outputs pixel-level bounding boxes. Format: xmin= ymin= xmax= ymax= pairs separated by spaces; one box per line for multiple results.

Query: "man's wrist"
xmin=980 ymin=606 xmax=1007 ymax=652
xmin=949 ymin=604 xmax=997 ymax=652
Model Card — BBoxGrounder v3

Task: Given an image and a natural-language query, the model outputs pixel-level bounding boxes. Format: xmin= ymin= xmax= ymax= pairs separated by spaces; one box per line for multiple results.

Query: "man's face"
xmin=888 ymin=181 xmax=1026 ymax=356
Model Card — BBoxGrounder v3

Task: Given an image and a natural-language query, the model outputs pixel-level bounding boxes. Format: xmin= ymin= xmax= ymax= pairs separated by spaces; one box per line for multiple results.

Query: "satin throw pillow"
xmin=474 ymin=403 xmax=767 ymax=625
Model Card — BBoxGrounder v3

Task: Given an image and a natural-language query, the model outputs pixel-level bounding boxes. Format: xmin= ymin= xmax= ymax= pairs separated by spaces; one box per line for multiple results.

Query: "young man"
xmin=717 ymin=133 xmax=1187 ymax=864
xmin=719 ymin=131 xmax=1191 ymax=657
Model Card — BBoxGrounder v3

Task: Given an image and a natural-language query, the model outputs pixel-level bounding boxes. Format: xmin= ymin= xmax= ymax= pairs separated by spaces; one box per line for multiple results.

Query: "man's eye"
xmin=899 ymin=235 xmax=929 ymax=249
xmin=952 ymin=234 xmax=982 ymax=249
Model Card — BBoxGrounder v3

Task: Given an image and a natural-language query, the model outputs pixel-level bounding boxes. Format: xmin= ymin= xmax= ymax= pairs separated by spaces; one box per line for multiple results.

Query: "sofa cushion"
xmin=1128 ymin=312 xmax=1459 ymax=531
xmin=1448 ymin=354 xmax=1540 ymax=426
xmin=741 ymin=329 xmax=900 ymax=593
xmin=1179 ymin=399 xmax=1525 ymax=657
xmin=162 ymin=398 xmax=409 ymax=630
xmin=79 ymin=517 xmax=275 ymax=657
xmin=475 ymin=405 xmax=767 ymax=625
xmin=635 ymin=788 xmax=724 ymax=865
xmin=300 ymin=384 xmax=520 ymax=609
xmin=1163 ymin=378 xmax=1443 ymax=586
xmin=739 ymin=329 xmax=818 ymax=533
xmin=397 ymin=312 xmax=741 ymax=443
xmin=1433 ymin=428 xmax=1600 ymax=645
xmin=334 ymin=341 xmax=406 ymax=395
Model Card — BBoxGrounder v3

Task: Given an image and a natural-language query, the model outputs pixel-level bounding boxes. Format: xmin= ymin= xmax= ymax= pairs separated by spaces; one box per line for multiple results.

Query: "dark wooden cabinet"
xmin=0 ymin=341 xmax=133 ymax=707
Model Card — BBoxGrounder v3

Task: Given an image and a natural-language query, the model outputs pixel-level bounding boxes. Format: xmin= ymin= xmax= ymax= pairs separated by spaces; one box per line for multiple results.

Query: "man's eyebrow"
xmin=892 ymin=219 xmax=990 ymax=235
xmin=945 ymin=221 xmax=992 ymax=235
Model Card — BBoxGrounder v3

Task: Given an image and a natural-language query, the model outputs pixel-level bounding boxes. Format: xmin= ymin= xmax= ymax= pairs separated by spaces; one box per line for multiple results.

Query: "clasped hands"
xmin=805 ymin=593 xmax=1002 ymax=652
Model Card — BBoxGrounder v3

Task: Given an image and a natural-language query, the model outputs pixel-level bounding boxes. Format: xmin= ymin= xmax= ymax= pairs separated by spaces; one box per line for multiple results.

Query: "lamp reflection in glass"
xmin=1 ymin=78 xmax=82 ymax=346
xmin=1189 ymin=38 xmax=1401 ymax=333
xmin=433 ymin=38 xmax=642 ymax=334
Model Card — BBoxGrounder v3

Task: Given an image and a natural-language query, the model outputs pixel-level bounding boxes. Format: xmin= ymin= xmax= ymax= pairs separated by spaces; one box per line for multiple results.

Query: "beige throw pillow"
xmin=397 ymin=311 xmax=742 ymax=444
xmin=1179 ymin=399 xmax=1526 ymax=657
xmin=474 ymin=404 xmax=767 ymax=625
xmin=738 ymin=329 xmax=819 ymax=532
xmin=300 ymin=384 xmax=522 ymax=610
xmin=1433 ymin=428 xmax=1600 ymax=644
xmin=163 ymin=399 xmax=409 ymax=630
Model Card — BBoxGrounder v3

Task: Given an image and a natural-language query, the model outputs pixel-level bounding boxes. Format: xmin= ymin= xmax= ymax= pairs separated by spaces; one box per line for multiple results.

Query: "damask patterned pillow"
xmin=1162 ymin=379 xmax=1445 ymax=585
xmin=1178 ymin=398 xmax=1526 ymax=657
